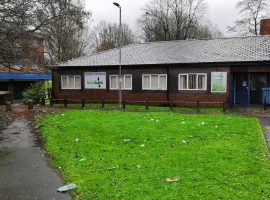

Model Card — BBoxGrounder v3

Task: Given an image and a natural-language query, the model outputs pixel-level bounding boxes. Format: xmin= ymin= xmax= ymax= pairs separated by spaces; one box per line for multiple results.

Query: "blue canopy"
xmin=0 ymin=73 xmax=52 ymax=80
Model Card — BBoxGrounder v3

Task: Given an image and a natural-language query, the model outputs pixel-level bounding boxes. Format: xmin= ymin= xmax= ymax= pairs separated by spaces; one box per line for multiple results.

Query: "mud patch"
xmin=33 ymin=130 xmax=46 ymax=148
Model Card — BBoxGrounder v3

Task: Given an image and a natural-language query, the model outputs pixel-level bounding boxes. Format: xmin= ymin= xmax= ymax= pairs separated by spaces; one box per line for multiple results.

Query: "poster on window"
xmin=84 ymin=72 xmax=106 ymax=89
xmin=211 ymin=72 xmax=227 ymax=93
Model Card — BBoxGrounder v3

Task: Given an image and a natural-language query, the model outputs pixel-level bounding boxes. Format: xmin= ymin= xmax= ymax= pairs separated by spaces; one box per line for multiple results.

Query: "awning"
xmin=0 ymin=73 xmax=52 ymax=80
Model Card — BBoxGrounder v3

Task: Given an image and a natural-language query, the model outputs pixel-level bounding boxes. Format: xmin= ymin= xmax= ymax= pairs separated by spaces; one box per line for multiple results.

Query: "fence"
xmin=262 ymin=88 xmax=270 ymax=110
xmin=49 ymin=98 xmax=228 ymax=113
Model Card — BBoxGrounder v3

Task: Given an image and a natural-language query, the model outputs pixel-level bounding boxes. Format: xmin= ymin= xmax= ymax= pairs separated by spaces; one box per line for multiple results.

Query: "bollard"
xmin=223 ymin=101 xmax=226 ymax=113
xmin=6 ymin=102 xmax=11 ymax=112
xmin=82 ymin=99 xmax=85 ymax=108
xmin=196 ymin=101 xmax=200 ymax=113
xmin=50 ymin=98 xmax=53 ymax=106
xmin=41 ymin=98 xmax=45 ymax=106
xmin=28 ymin=100 xmax=33 ymax=110
xmin=102 ymin=99 xmax=105 ymax=109
xmin=170 ymin=100 xmax=173 ymax=110
xmin=64 ymin=98 xmax=67 ymax=107
xmin=122 ymin=99 xmax=126 ymax=110
xmin=145 ymin=99 xmax=149 ymax=110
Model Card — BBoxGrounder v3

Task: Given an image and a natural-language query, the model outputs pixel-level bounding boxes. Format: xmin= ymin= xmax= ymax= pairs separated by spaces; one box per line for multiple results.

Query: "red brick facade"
xmin=52 ymin=65 xmax=230 ymax=107
xmin=260 ymin=19 xmax=270 ymax=36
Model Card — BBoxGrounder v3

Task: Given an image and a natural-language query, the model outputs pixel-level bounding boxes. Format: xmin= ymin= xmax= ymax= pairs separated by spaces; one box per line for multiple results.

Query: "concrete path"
xmin=260 ymin=117 xmax=270 ymax=148
xmin=0 ymin=104 xmax=72 ymax=200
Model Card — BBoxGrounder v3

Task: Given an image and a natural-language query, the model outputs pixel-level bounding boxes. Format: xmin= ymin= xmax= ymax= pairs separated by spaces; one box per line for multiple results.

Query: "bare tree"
xmin=192 ymin=22 xmax=224 ymax=39
xmin=0 ymin=0 xmax=90 ymax=70
xmin=43 ymin=0 xmax=91 ymax=65
xmin=137 ymin=0 xmax=217 ymax=42
xmin=227 ymin=0 xmax=269 ymax=36
xmin=90 ymin=21 xmax=136 ymax=52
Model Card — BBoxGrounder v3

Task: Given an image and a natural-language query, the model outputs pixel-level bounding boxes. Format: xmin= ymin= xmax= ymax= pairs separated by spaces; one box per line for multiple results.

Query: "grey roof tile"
xmin=57 ymin=36 xmax=270 ymax=67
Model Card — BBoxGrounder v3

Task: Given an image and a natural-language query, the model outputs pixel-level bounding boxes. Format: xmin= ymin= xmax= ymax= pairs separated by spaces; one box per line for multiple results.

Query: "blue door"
xmin=235 ymin=73 xmax=249 ymax=104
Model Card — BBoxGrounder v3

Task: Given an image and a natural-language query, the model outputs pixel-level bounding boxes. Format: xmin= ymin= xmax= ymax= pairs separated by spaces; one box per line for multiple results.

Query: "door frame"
xmin=232 ymin=72 xmax=250 ymax=105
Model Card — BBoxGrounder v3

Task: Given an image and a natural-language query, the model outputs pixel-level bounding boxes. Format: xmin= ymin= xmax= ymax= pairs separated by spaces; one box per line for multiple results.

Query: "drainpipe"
xmin=166 ymin=66 xmax=170 ymax=101
xmin=248 ymin=72 xmax=251 ymax=106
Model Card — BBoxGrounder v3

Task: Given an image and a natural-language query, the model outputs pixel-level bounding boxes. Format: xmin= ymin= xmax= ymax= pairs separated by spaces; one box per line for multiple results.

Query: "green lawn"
xmin=52 ymin=103 xmax=224 ymax=113
xmin=38 ymin=110 xmax=270 ymax=200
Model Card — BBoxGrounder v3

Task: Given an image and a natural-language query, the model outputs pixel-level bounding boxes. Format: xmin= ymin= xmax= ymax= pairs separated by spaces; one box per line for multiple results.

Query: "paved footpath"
xmin=260 ymin=117 xmax=270 ymax=148
xmin=0 ymin=104 xmax=72 ymax=200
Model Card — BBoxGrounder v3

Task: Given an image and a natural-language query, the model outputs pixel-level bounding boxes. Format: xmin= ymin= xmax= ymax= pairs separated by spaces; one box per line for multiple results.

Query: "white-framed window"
xmin=178 ymin=73 xmax=207 ymax=90
xmin=110 ymin=75 xmax=132 ymax=90
xmin=142 ymin=74 xmax=167 ymax=90
xmin=61 ymin=75 xmax=81 ymax=89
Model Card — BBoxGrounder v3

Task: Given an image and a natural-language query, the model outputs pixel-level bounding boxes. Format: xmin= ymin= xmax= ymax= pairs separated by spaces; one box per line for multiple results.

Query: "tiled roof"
xmin=57 ymin=36 xmax=270 ymax=67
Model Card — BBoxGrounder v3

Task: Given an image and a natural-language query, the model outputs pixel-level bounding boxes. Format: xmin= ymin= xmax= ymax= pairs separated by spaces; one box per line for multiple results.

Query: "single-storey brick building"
xmin=52 ymin=19 xmax=270 ymax=107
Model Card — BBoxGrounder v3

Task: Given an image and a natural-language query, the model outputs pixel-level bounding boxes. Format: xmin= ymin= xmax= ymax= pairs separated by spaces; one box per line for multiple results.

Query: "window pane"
xmin=159 ymin=75 xmax=167 ymax=90
xmin=110 ymin=76 xmax=118 ymax=89
xmin=143 ymin=76 xmax=150 ymax=89
xmin=62 ymin=76 xmax=68 ymax=89
xmin=75 ymin=76 xmax=81 ymax=89
xmin=68 ymin=76 xmax=75 ymax=89
xmin=151 ymin=75 xmax=158 ymax=90
xmin=179 ymin=75 xmax=187 ymax=89
xmin=124 ymin=76 xmax=132 ymax=89
xmin=198 ymin=75 xmax=206 ymax=89
xmin=188 ymin=74 xmax=197 ymax=89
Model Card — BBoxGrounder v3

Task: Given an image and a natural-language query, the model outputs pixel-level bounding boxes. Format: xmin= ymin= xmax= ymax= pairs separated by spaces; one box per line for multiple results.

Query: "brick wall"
xmin=0 ymin=37 xmax=45 ymax=73
xmin=260 ymin=19 xmax=270 ymax=35
xmin=52 ymin=64 xmax=230 ymax=107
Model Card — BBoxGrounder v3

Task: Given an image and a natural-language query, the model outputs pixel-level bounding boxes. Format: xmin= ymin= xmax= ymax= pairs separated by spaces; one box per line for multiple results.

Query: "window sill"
xmin=110 ymin=89 xmax=133 ymax=91
xmin=178 ymin=90 xmax=208 ymax=93
xmin=142 ymin=89 xmax=167 ymax=91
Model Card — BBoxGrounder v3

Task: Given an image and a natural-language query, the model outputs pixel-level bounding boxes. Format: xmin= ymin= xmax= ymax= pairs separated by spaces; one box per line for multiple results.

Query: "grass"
xmin=38 ymin=110 xmax=270 ymax=200
xmin=51 ymin=103 xmax=224 ymax=113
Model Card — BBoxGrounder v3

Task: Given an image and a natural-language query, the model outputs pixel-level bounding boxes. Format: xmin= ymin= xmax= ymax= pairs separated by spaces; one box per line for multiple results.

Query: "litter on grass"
xmin=181 ymin=140 xmax=187 ymax=144
xmin=140 ymin=144 xmax=145 ymax=147
xmin=136 ymin=164 xmax=142 ymax=169
xmin=124 ymin=139 xmax=131 ymax=143
xmin=75 ymin=138 xmax=80 ymax=142
xmin=107 ymin=165 xmax=119 ymax=170
xmin=79 ymin=158 xmax=86 ymax=162
xmin=57 ymin=183 xmax=77 ymax=192
xmin=166 ymin=177 xmax=179 ymax=182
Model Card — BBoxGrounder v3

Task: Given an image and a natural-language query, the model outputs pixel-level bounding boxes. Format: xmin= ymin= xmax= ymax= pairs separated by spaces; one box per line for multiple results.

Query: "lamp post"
xmin=113 ymin=2 xmax=122 ymax=109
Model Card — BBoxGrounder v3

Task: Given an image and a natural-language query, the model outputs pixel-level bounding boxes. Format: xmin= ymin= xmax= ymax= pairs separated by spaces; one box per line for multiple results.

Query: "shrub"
xmin=23 ymin=82 xmax=45 ymax=103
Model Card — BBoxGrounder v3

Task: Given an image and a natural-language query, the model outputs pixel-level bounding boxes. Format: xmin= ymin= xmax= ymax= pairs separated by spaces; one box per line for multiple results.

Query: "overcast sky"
xmin=85 ymin=0 xmax=239 ymax=36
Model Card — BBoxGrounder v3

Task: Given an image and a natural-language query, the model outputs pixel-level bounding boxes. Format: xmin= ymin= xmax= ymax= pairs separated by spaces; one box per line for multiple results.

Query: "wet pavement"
xmin=260 ymin=117 xmax=270 ymax=148
xmin=0 ymin=104 xmax=72 ymax=200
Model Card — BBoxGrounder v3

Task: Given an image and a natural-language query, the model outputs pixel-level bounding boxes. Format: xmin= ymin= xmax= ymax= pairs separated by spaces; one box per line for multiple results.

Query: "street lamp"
xmin=113 ymin=2 xmax=122 ymax=109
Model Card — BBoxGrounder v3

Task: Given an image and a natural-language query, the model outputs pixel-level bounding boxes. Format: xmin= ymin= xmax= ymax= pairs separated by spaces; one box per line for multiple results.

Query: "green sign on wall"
xmin=84 ymin=72 xmax=106 ymax=89
xmin=211 ymin=72 xmax=227 ymax=93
